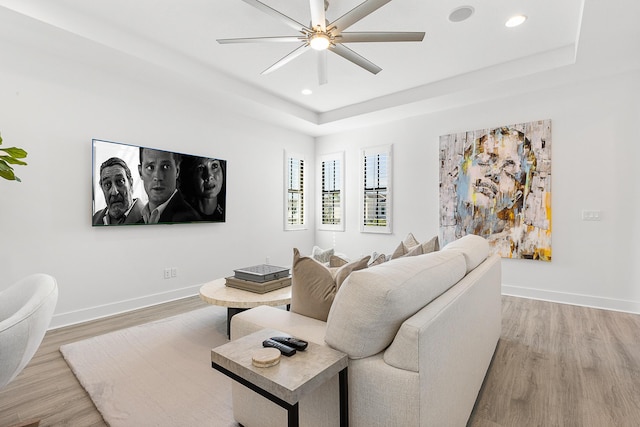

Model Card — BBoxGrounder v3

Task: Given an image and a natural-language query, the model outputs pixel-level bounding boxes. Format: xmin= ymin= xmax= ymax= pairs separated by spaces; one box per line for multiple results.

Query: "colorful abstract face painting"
xmin=439 ymin=120 xmax=552 ymax=261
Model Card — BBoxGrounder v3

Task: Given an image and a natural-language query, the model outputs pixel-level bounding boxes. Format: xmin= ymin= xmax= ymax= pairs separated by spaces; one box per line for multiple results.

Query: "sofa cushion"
xmin=325 ymin=250 xmax=467 ymax=358
xmin=230 ymin=305 xmax=328 ymax=345
xmin=442 ymin=234 xmax=489 ymax=273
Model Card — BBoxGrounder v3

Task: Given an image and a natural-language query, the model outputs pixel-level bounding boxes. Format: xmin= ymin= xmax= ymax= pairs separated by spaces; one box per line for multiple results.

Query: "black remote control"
xmin=262 ymin=339 xmax=296 ymax=356
xmin=270 ymin=336 xmax=308 ymax=351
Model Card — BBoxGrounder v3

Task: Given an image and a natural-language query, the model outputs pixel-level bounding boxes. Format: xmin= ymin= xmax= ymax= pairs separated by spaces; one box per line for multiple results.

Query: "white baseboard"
xmin=502 ymin=284 xmax=640 ymax=315
xmin=50 ymin=284 xmax=202 ymax=329
xmin=50 ymin=283 xmax=639 ymax=330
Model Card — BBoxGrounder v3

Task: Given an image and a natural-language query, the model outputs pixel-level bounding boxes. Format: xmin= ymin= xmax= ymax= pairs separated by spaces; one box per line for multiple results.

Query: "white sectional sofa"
xmin=229 ymin=234 xmax=502 ymax=426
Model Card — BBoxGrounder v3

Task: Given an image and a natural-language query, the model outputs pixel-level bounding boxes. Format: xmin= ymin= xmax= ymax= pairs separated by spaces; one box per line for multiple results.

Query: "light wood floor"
xmin=1 ymin=295 xmax=639 ymax=426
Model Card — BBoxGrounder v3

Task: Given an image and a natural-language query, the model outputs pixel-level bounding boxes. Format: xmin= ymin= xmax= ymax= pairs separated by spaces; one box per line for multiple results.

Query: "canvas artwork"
xmin=92 ymin=139 xmax=226 ymax=226
xmin=439 ymin=119 xmax=552 ymax=261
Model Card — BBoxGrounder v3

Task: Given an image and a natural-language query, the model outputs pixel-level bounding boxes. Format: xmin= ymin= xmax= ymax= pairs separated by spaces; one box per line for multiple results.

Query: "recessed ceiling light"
xmin=301 ymin=89 xmax=312 ymax=95
xmin=448 ymin=6 xmax=475 ymax=23
xmin=505 ymin=15 xmax=527 ymax=28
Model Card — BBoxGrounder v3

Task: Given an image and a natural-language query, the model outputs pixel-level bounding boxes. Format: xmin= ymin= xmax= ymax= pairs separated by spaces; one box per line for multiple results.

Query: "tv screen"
xmin=92 ymin=139 xmax=226 ymax=226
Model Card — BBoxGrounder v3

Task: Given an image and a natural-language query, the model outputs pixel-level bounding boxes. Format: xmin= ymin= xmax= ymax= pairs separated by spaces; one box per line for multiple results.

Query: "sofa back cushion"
xmin=442 ymin=234 xmax=489 ymax=273
xmin=324 ymin=250 xmax=466 ymax=358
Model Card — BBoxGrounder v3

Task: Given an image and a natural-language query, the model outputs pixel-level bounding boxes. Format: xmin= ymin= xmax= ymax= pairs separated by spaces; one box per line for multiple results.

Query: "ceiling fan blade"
xmin=328 ymin=0 xmax=392 ymax=33
xmin=217 ymin=36 xmax=304 ymax=44
xmin=309 ymin=0 xmax=327 ymax=31
xmin=241 ymin=0 xmax=310 ymax=33
xmin=318 ymin=50 xmax=328 ymax=85
xmin=262 ymin=44 xmax=311 ymax=75
xmin=339 ymin=31 xmax=425 ymax=43
xmin=330 ymin=43 xmax=382 ymax=74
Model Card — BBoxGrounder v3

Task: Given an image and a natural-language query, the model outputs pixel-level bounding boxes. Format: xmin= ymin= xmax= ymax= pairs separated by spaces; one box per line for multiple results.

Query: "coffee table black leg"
xmin=226 ymin=307 xmax=247 ymax=338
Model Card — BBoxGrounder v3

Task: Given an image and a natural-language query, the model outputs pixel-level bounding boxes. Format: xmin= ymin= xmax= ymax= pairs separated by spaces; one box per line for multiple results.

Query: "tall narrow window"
xmin=361 ymin=145 xmax=392 ymax=233
xmin=284 ymin=151 xmax=306 ymax=230
xmin=319 ymin=152 xmax=344 ymax=231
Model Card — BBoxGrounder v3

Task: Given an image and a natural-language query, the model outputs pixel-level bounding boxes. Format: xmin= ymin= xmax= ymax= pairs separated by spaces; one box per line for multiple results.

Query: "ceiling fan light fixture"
xmin=309 ymin=33 xmax=330 ymax=51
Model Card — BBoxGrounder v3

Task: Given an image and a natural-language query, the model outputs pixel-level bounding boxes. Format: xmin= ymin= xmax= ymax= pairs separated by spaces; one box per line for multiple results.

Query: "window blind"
xmin=322 ymin=158 xmax=341 ymax=225
xmin=286 ymin=156 xmax=304 ymax=226
xmin=363 ymin=151 xmax=388 ymax=228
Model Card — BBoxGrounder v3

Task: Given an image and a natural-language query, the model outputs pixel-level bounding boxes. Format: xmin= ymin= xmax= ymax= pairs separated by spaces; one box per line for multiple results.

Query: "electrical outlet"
xmin=171 ymin=267 xmax=177 ymax=278
xmin=581 ymin=210 xmax=602 ymax=221
xmin=164 ymin=268 xmax=171 ymax=279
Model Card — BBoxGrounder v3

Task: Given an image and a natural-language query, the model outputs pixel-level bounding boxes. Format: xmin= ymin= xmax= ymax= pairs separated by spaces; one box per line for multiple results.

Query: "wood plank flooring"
xmin=1 ymin=295 xmax=639 ymax=426
xmin=0 ymin=296 xmax=209 ymax=427
xmin=470 ymin=297 xmax=640 ymax=427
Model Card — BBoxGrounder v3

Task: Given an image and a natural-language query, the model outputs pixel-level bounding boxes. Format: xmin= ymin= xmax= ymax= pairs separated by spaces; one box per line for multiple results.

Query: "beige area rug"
xmin=60 ymin=306 xmax=239 ymax=427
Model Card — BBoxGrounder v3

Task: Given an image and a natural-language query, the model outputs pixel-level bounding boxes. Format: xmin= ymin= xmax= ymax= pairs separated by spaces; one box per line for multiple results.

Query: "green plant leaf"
xmin=0 ymin=159 xmax=13 ymax=171
xmin=0 ymin=134 xmax=28 ymax=181
xmin=0 ymin=168 xmax=17 ymax=181
xmin=0 ymin=147 xmax=28 ymax=158
xmin=0 ymin=155 xmax=27 ymax=166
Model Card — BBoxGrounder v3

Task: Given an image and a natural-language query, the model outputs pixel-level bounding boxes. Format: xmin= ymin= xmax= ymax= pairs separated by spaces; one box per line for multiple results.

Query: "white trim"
xmin=502 ymin=284 xmax=640 ymax=315
xmin=49 ymin=284 xmax=202 ymax=329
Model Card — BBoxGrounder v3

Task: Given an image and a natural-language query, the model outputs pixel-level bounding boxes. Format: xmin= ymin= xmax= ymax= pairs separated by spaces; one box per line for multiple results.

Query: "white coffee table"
xmin=199 ymin=278 xmax=292 ymax=337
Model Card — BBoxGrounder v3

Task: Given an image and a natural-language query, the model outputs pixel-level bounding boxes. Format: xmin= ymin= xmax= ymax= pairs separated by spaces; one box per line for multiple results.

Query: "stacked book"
xmin=225 ymin=264 xmax=291 ymax=294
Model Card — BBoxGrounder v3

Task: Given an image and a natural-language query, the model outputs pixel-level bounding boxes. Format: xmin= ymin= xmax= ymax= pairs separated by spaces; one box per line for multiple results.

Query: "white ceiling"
xmin=0 ymin=0 xmax=639 ymax=135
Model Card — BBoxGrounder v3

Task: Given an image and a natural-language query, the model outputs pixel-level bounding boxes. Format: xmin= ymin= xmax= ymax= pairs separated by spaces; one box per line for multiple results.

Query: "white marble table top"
xmin=199 ymin=278 xmax=291 ymax=309
xmin=211 ymin=328 xmax=348 ymax=405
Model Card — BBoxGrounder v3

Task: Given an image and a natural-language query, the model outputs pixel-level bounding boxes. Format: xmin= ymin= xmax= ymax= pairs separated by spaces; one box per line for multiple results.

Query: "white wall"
xmin=2 ymin=15 xmax=638 ymax=328
xmin=315 ymin=69 xmax=640 ymax=314
xmin=0 ymin=35 xmax=315 ymax=328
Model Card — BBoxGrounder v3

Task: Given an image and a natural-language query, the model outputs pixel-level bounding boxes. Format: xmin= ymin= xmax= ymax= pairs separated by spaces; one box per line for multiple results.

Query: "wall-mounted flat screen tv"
xmin=92 ymin=139 xmax=226 ymax=226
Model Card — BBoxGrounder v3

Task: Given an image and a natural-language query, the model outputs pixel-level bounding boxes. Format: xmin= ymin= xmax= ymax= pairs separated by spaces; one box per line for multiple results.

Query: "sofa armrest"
xmin=230 ymin=305 xmax=328 ymax=345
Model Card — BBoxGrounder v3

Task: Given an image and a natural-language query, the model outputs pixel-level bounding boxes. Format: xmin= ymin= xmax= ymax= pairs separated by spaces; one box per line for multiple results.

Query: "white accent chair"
xmin=0 ymin=274 xmax=58 ymax=389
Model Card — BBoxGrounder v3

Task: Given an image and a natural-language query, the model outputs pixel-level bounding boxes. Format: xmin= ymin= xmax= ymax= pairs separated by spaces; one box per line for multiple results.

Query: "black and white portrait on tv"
xmin=92 ymin=139 xmax=226 ymax=226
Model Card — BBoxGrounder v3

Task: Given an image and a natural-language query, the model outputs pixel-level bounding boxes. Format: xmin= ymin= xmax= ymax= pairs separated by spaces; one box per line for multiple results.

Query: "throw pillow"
xmin=390 ymin=232 xmax=421 ymax=259
xmin=334 ymin=255 xmax=370 ymax=289
xmin=311 ymin=246 xmax=334 ymax=264
xmin=421 ymin=235 xmax=440 ymax=253
xmin=404 ymin=243 xmax=424 ymax=257
xmin=329 ymin=255 xmax=349 ymax=268
xmin=369 ymin=252 xmax=387 ymax=266
xmin=290 ymin=248 xmax=337 ymax=321
xmin=403 ymin=235 xmax=440 ymax=258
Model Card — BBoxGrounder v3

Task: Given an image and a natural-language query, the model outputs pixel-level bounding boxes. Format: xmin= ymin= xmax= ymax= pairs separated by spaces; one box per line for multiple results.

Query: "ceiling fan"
xmin=217 ymin=0 xmax=425 ymax=85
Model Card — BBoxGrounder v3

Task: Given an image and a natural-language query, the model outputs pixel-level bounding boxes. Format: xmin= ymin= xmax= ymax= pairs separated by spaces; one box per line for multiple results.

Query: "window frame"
xmin=318 ymin=151 xmax=345 ymax=231
xmin=360 ymin=144 xmax=393 ymax=234
xmin=284 ymin=150 xmax=306 ymax=231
